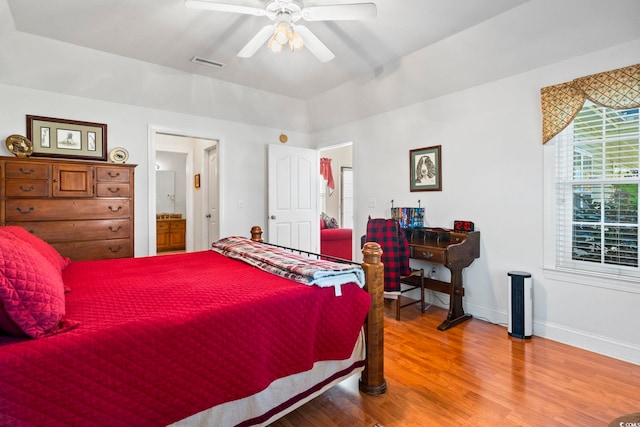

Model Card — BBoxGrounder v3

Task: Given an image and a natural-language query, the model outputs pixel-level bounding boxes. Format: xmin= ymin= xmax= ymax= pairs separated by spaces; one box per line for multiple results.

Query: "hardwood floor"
xmin=271 ymin=303 xmax=640 ymax=427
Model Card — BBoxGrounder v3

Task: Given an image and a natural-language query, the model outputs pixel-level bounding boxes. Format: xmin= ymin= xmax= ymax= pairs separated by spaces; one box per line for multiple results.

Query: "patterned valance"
xmin=541 ymin=63 xmax=640 ymax=144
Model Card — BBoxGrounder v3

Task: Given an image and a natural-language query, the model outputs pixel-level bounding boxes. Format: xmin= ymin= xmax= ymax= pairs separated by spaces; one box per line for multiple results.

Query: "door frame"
xmin=148 ymin=125 xmax=220 ymax=255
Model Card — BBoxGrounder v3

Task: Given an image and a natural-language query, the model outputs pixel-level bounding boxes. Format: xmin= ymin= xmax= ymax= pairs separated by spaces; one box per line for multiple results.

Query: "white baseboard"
xmin=465 ymin=302 xmax=640 ymax=365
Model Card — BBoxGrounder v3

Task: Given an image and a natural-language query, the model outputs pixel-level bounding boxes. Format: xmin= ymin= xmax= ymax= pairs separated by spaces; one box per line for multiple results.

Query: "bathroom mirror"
xmin=156 ymin=170 xmax=176 ymax=214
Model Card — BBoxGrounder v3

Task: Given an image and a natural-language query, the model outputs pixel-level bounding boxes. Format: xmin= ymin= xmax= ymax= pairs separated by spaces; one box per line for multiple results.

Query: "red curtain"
xmin=320 ymin=158 xmax=335 ymax=195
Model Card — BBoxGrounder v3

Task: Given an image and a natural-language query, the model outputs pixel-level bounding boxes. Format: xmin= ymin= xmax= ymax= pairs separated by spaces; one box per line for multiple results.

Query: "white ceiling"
xmin=6 ymin=0 xmax=530 ymax=100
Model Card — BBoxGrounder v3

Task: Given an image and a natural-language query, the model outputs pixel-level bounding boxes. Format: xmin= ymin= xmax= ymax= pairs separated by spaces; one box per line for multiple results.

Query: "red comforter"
xmin=0 ymin=250 xmax=370 ymax=426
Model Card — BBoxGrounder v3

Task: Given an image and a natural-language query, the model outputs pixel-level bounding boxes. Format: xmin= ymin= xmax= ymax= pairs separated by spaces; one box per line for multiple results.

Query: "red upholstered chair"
xmin=364 ymin=218 xmax=425 ymax=320
xmin=320 ymin=215 xmax=352 ymax=260
xmin=320 ymin=228 xmax=353 ymax=260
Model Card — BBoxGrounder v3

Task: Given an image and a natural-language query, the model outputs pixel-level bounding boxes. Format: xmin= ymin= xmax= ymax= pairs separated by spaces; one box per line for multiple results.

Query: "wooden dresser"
xmin=0 ymin=156 xmax=136 ymax=261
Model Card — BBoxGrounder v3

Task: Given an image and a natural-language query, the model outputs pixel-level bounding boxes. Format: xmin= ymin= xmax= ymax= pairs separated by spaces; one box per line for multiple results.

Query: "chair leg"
xmin=420 ymin=271 xmax=426 ymax=313
xmin=396 ymin=297 xmax=401 ymax=321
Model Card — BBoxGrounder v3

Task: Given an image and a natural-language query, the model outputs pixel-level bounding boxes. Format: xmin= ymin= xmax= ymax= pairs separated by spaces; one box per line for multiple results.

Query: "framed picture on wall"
xmin=410 ymin=145 xmax=441 ymax=191
xmin=26 ymin=115 xmax=107 ymax=161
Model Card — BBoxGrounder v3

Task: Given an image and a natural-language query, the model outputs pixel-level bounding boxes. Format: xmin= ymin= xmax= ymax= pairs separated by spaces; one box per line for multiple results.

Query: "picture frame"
xmin=26 ymin=115 xmax=107 ymax=161
xmin=410 ymin=145 xmax=442 ymax=192
xmin=194 ymin=173 xmax=201 ymax=189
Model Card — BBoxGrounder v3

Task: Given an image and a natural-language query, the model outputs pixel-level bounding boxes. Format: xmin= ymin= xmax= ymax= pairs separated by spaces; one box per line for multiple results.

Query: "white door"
xmin=206 ymin=145 xmax=219 ymax=245
xmin=268 ymin=144 xmax=318 ymax=252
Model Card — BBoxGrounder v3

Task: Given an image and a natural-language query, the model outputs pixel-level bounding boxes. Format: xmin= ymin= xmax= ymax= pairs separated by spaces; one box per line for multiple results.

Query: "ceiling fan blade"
xmin=238 ymin=25 xmax=275 ymax=58
xmin=295 ymin=26 xmax=335 ymax=63
xmin=301 ymin=3 xmax=377 ymax=21
xmin=184 ymin=0 xmax=266 ymax=16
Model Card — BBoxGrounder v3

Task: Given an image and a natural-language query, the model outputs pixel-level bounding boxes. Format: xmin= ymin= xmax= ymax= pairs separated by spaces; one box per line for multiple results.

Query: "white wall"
xmin=312 ymin=39 xmax=640 ymax=364
xmin=0 ymin=83 xmax=312 ymax=256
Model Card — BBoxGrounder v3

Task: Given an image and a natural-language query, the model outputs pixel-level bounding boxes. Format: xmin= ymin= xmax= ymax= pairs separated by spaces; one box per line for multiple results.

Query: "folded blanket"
xmin=211 ymin=236 xmax=364 ymax=296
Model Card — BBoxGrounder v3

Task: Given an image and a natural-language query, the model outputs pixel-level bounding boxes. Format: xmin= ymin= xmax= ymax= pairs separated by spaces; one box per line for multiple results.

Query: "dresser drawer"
xmin=156 ymin=221 xmax=170 ymax=231
xmin=96 ymin=182 xmax=131 ymax=197
xmin=52 ymin=238 xmax=132 ymax=261
xmin=410 ymin=245 xmax=447 ymax=264
xmin=4 ymin=162 xmax=50 ymax=179
xmin=5 ymin=180 xmax=50 ymax=197
xmin=97 ymin=166 xmax=130 ymax=183
xmin=8 ymin=219 xmax=130 ymax=242
xmin=6 ymin=199 xmax=130 ymax=221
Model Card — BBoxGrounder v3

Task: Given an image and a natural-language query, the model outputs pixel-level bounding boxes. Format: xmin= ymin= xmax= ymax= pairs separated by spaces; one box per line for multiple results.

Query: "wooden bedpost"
xmin=359 ymin=241 xmax=387 ymax=395
xmin=250 ymin=226 xmax=263 ymax=242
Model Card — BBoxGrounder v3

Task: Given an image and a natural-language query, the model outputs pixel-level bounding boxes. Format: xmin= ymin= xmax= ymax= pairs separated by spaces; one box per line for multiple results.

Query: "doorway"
xmin=149 ymin=128 xmax=219 ymax=255
xmin=318 ymin=142 xmax=353 ymax=257
xmin=319 ymin=143 xmax=353 ymax=227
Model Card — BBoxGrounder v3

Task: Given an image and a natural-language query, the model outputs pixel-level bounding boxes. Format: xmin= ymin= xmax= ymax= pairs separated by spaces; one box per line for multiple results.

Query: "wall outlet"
xmin=368 ymin=198 xmax=376 ymax=208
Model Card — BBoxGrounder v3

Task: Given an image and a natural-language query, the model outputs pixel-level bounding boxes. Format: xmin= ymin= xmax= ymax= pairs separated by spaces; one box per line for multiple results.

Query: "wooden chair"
xmin=364 ymin=218 xmax=426 ymax=320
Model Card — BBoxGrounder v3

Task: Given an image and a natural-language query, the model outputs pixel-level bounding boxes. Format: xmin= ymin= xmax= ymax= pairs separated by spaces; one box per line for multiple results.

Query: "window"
xmin=555 ymin=102 xmax=640 ymax=277
xmin=319 ymin=177 xmax=327 ymax=215
xmin=341 ymin=167 xmax=353 ymax=229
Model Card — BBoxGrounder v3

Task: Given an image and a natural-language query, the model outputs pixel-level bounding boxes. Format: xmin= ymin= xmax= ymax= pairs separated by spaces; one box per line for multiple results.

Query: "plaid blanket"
xmin=211 ymin=236 xmax=364 ymax=296
xmin=365 ymin=218 xmax=410 ymax=292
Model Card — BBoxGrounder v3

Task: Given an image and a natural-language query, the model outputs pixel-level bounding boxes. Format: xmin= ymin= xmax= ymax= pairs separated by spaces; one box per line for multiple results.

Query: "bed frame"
xmin=249 ymin=226 xmax=387 ymax=396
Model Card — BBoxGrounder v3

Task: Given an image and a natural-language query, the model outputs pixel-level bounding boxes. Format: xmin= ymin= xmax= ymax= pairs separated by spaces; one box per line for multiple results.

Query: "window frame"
xmin=544 ymin=103 xmax=640 ymax=293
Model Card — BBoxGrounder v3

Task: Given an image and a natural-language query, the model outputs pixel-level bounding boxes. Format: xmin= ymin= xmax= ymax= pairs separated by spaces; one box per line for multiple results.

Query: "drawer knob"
xmin=108 ymin=246 xmax=122 ymax=253
xmin=109 ymin=225 xmax=122 ymax=232
xmin=107 ymin=187 xmax=120 ymax=193
xmin=19 ymin=167 xmax=35 ymax=175
xmin=108 ymin=206 xmax=122 ymax=212
xmin=16 ymin=206 xmax=34 ymax=214
xmin=108 ymin=172 xmax=121 ymax=178
xmin=19 ymin=185 xmax=36 ymax=192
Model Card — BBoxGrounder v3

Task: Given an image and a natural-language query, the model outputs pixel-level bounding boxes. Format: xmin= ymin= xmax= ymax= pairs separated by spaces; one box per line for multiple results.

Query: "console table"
xmin=402 ymin=227 xmax=480 ymax=330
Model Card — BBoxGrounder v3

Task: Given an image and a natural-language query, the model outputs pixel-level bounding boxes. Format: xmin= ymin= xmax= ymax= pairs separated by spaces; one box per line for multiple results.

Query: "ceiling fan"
xmin=185 ymin=0 xmax=377 ymax=62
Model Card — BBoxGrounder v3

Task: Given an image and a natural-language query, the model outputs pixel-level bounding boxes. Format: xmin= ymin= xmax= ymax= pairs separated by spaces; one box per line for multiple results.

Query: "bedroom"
xmin=0 ymin=0 xmax=639 ymax=424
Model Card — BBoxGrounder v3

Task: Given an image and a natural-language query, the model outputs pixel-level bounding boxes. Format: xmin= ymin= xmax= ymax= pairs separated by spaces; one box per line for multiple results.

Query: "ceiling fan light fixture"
xmin=268 ymin=36 xmax=283 ymax=52
xmin=266 ymin=21 xmax=304 ymax=53
xmin=273 ymin=23 xmax=290 ymax=45
xmin=187 ymin=0 xmax=377 ymax=61
xmin=289 ymin=31 xmax=304 ymax=51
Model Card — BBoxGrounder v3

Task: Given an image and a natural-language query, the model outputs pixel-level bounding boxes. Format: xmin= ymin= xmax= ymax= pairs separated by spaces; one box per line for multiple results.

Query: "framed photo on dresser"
xmin=26 ymin=115 xmax=107 ymax=161
xmin=410 ymin=145 xmax=441 ymax=191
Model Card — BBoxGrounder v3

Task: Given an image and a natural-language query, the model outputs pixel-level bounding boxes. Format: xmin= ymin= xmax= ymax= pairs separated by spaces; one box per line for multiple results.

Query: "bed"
xmin=0 ymin=225 xmax=385 ymax=426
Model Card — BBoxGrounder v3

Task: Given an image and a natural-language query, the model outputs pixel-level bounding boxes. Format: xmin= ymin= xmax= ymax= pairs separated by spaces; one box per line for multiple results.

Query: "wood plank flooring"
xmin=271 ymin=303 xmax=640 ymax=427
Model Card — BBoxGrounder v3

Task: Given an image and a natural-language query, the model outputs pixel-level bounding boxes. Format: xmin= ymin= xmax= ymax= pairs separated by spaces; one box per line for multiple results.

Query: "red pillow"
xmin=0 ymin=234 xmax=66 ymax=338
xmin=0 ymin=226 xmax=70 ymax=273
